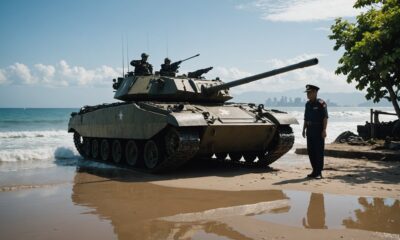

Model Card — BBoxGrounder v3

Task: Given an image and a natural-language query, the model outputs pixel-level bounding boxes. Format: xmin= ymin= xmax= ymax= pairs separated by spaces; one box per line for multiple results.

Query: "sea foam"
xmin=0 ymin=130 xmax=68 ymax=139
xmin=0 ymin=146 xmax=77 ymax=162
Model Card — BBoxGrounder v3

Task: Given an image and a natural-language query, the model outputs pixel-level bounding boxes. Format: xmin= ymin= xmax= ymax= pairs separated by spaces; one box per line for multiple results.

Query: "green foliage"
xmin=329 ymin=0 xmax=400 ymax=117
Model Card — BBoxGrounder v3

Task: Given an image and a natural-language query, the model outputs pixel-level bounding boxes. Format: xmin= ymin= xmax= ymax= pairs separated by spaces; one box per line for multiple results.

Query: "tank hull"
xmin=69 ymin=102 xmax=297 ymax=172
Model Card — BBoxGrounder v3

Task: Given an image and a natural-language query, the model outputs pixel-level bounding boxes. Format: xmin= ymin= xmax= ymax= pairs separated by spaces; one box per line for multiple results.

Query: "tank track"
xmin=73 ymin=126 xmax=292 ymax=173
xmin=150 ymin=128 xmax=200 ymax=173
xmin=72 ymin=128 xmax=200 ymax=173
xmin=252 ymin=125 xmax=294 ymax=167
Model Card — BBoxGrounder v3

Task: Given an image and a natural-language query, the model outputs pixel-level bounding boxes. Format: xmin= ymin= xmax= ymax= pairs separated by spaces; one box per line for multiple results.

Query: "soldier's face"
xmin=306 ymin=90 xmax=317 ymax=100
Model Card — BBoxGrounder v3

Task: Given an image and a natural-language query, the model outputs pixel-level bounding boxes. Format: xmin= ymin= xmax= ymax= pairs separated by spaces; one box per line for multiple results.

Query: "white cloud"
xmin=0 ymin=61 xmax=120 ymax=87
xmin=237 ymin=0 xmax=361 ymax=22
xmin=208 ymin=67 xmax=252 ymax=81
xmin=34 ymin=64 xmax=55 ymax=84
xmin=0 ymin=57 xmax=355 ymax=94
xmin=210 ymin=54 xmax=356 ymax=94
xmin=9 ymin=63 xmax=36 ymax=84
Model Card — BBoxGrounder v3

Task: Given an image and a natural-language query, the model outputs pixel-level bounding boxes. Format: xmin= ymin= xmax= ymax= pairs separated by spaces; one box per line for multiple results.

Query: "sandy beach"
xmin=0 ymin=151 xmax=399 ymax=240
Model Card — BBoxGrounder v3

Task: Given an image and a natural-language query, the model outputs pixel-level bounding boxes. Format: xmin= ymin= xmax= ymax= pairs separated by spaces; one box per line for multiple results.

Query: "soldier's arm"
xmin=322 ymin=117 xmax=328 ymax=138
xmin=170 ymin=61 xmax=182 ymax=71
xmin=320 ymin=100 xmax=328 ymax=138
xmin=302 ymin=121 xmax=307 ymax=138
xmin=130 ymin=60 xmax=140 ymax=67
xmin=302 ymin=105 xmax=308 ymax=138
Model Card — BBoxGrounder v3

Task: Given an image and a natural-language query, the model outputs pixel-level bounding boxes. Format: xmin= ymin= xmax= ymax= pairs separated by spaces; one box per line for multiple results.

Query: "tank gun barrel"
xmin=170 ymin=54 xmax=200 ymax=69
xmin=180 ymin=54 xmax=200 ymax=63
xmin=203 ymin=58 xmax=318 ymax=95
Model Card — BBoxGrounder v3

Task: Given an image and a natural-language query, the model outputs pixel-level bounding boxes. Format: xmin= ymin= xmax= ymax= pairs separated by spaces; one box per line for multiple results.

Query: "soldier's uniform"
xmin=160 ymin=58 xmax=178 ymax=77
xmin=130 ymin=53 xmax=153 ymax=76
xmin=304 ymin=85 xmax=328 ymax=177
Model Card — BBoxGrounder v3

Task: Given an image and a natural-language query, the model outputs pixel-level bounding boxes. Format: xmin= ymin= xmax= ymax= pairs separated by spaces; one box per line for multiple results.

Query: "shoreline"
xmin=0 ymin=153 xmax=399 ymax=239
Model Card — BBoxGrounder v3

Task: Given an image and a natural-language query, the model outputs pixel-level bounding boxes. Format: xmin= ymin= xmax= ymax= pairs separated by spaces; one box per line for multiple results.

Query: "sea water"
xmin=0 ymin=107 xmax=397 ymax=172
xmin=0 ymin=108 xmax=78 ymax=172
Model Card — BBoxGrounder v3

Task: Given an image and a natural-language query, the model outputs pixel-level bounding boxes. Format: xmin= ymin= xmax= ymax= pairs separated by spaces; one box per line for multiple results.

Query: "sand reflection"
xmin=302 ymin=193 xmax=327 ymax=229
xmin=71 ymin=169 xmax=288 ymax=239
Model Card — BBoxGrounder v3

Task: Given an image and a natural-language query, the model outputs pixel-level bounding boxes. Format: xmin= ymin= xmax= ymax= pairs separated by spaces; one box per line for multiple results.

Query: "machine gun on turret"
xmin=171 ymin=54 xmax=200 ymax=69
xmin=203 ymin=58 xmax=318 ymax=95
xmin=160 ymin=54 xmax=200 ymax=77
xmin=188 ymin=67 xmax=213 ymax=79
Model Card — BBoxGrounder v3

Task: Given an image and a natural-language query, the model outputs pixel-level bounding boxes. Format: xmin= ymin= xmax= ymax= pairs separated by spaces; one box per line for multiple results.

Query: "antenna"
xmin=166 ymin=33 xmax=169 ymax=57
xmin=146 ymin=32 xmax=149 ymax=53
xmin=126 ymin=36 xmax=129 ymax=72
xmin=121 ymin=35 xmax=125 ymax=77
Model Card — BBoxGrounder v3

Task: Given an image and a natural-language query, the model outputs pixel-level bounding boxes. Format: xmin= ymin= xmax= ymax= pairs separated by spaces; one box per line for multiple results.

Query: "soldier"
xmin=302 ymin=84 xmax=328 ymax=179
xmin=130 ymin=53 xmax=153 ymax=76
xmin=160 ymin=58 xmax=178 ymax=77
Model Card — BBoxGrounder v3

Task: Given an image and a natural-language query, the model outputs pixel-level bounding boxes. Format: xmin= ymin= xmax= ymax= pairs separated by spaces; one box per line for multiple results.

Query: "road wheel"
xmin=91 ymin=139 xmax=99 ymax=159
xmin=73 ymin=132 xmax=84 ymax=154
xmin=82 ymin=138 xmax=90 ymax=158
xmin=112 ymin=140 xmax=123 ymax=164
xmin=229 ymin=152 xmax=242 ymax=162
xmin=144 ymin=140 xmax=162 ymax=170
xmin=100 ymin=139 xmax=110 ymax=161
xmin=125 ymin=140 xmax=139 ymax=166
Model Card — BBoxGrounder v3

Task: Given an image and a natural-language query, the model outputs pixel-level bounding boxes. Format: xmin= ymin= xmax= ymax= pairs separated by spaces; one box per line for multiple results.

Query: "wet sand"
xmin=0 ymin=153 xmax=399 ymax=240
xmin=152 ymin=153 xmax=400 ymax=198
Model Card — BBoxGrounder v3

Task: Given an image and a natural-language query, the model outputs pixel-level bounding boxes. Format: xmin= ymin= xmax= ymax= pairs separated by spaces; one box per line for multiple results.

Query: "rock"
xmin=334 ymin=131 xmax=366 ymax=145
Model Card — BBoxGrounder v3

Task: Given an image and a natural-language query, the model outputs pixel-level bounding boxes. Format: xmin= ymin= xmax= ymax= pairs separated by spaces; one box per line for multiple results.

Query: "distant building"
xmin=265 ymin=96 xmax=338 ymax=107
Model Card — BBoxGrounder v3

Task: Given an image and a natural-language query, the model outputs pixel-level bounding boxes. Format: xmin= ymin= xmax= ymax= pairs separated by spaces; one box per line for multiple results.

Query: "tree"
xmin=329 ymin=0 xmax=400 ymax=119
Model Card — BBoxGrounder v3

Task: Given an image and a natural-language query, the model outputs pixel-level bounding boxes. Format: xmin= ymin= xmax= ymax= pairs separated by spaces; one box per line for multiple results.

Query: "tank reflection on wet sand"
xmin=71 ymin=168 xmax=288 ymax=240
xmin=71 ymin=167 xmax=400 ymax=239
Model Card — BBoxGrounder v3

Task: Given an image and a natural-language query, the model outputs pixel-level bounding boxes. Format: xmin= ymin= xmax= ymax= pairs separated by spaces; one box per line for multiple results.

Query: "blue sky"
xmin=0 ymin=0 xmax=362 ymax=107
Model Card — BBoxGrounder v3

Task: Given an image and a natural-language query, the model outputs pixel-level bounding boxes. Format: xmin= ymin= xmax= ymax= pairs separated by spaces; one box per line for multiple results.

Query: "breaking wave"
xmin=0 ymin=119 xmax=66 ymax=124
xmin=0 ymin=130 xmax=68 ymax=139
xmin=0 ymin=146 xmax=78 ymax=162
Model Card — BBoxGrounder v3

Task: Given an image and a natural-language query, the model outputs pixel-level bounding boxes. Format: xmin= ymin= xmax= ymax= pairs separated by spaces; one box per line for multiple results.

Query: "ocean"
xmin=0 ymin=107 xmax=397 ymax=172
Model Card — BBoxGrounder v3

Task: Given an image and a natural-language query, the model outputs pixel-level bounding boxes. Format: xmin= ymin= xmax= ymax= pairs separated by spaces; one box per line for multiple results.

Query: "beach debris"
xmin=384 ymin=140 xmax=400 ymax=150
xmin=334 ymin=131 xmax=366 ymax=145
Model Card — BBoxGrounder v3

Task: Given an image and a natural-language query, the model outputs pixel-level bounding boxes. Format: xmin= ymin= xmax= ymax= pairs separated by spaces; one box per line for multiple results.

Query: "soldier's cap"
xmin=305 ymin=84 xmax=319 ymax=92
xmin=164 ymin=58 xmax=171 ymax=62
xmin=141 ymin=53 xmax=149 ymax=58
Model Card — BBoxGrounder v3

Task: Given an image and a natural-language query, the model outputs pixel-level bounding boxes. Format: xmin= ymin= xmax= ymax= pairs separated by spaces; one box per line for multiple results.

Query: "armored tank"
xmin=68 ymin=57 xmax=318 ymax=173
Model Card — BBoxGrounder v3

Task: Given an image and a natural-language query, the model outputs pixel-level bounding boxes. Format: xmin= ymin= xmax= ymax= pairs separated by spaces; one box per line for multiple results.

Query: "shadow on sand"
xmin=55 ymin=156 xmax=278 ymax=184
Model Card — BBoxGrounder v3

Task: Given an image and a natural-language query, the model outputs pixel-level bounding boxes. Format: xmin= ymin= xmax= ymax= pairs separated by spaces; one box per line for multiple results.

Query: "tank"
xmin=68 ymin=57 xmax=318 ymax=173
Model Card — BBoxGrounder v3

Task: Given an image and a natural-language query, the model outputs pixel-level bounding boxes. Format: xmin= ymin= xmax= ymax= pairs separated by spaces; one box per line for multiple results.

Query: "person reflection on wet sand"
xmin=302 ymin=193 xmax=327 ymax=229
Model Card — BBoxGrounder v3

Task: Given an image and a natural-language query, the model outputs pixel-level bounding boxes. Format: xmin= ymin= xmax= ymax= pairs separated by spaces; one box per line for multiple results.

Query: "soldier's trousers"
xmin=307 ymin=125 xmax=325 ymax=175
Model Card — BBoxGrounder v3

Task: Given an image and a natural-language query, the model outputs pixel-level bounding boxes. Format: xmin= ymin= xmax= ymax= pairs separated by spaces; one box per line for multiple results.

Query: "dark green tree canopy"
xmin=329 ymin=0 xmax=400 ymax=118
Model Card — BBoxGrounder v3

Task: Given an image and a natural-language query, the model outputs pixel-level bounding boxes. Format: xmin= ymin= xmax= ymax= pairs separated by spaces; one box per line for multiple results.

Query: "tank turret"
xmin=113 ymin=58 xmax=318 ymax=103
